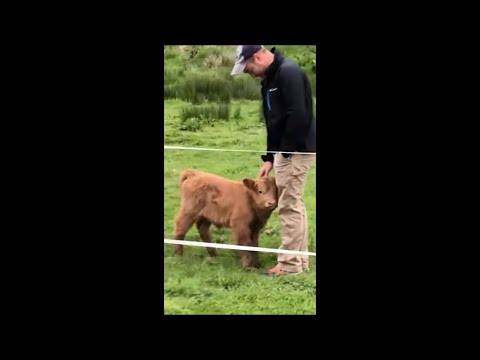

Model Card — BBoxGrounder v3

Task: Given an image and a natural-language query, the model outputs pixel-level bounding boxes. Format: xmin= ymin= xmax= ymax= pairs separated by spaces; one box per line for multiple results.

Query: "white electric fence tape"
xmin=164 ymin=239 xmax=316 ymax=256
xmin=164 ymin=145 xmax=316 ymax=156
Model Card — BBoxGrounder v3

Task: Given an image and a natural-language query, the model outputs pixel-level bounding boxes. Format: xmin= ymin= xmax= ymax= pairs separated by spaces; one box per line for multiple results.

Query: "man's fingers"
xmin=259 ymin=162 xmax=273 ymax=178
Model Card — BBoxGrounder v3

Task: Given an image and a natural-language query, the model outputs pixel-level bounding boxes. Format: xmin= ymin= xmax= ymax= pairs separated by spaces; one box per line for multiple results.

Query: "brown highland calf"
xmin=173 ymin=169 xmax=278 ymax=268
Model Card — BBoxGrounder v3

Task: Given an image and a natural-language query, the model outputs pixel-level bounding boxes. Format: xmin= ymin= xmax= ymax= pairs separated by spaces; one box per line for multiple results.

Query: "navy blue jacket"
xmin=260 ymin=48 xmax=316 ymax=162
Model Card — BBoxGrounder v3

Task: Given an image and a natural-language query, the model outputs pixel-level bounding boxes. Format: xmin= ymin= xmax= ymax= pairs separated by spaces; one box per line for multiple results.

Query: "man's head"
xmin=231 ymin=45 xmax=274 ymax=78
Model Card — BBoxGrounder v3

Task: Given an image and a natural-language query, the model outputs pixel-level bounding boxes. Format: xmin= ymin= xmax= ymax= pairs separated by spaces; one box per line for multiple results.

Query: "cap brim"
xmin=231 ymin=61 xmax=246 ymax=76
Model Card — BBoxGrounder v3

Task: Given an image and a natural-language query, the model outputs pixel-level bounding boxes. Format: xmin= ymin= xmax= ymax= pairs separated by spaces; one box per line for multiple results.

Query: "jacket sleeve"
xmin=261 ymin=90 xmax=274 ymax=163
xmin=277 ymin=65 xmax=309 ymax=153
xmin=261 ymin=133 xmax=274 ymax=162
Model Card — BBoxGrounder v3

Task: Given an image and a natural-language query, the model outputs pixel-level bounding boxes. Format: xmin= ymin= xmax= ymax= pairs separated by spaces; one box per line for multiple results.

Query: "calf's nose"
xmin=266 ymin=200 xmax=276 ymax=208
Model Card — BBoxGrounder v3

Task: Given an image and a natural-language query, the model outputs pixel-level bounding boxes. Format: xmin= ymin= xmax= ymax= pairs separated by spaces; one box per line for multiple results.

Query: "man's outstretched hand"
xmin=258 ymin=161 xmax=273 ymax=177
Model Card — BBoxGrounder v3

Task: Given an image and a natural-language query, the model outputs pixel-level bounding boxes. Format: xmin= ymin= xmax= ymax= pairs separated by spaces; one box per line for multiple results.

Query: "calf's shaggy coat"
xmin=174 ymin=169 xmax=278 ymax=268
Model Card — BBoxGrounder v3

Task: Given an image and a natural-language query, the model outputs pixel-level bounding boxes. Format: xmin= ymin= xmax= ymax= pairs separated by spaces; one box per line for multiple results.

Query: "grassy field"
xmin=164 ymin=46 xmax=316 ymax=315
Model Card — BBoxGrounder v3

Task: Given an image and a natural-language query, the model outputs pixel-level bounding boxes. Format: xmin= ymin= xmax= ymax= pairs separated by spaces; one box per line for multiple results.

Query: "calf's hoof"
xmin=207 ymin=248 xmax=218 ymax=257
xmin=251 ymin=261 xmax=261 ymax=269
xmin=241 ymin=259 xmax=261 ymax=269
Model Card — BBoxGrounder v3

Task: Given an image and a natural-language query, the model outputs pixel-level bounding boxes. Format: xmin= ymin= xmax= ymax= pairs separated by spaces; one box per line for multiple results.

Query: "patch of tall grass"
xmin=164 ymin=72 xmax=261 ymax=103
xmin=178 ymin=103 xmax=231 ymax=131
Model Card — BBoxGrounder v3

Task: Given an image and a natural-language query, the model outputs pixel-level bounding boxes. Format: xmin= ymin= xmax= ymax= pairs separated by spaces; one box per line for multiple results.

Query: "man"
xmin=231 ymin=45 xmax=316 ymax=276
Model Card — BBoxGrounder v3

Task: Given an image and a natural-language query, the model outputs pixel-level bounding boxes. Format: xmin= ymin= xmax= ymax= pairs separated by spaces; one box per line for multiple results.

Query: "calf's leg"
xmin=174 ymin=211 xmax=195 ymax=256
xmin=249 ymin=230 xmax=261 ymax=268
xmin=196 ymin=218 xmax=217 ymax=257
xmin=231 ymin=225 xmax=253 ymax=269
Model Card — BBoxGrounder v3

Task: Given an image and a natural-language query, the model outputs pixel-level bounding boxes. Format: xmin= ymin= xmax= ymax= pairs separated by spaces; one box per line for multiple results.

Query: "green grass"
xmin=164 ymin=97 xmax=317 ymax=315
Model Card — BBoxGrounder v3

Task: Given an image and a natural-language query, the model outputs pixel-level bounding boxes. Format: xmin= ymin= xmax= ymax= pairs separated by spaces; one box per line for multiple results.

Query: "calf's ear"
xmin=242 ymin=178 xmax=256 ymax=191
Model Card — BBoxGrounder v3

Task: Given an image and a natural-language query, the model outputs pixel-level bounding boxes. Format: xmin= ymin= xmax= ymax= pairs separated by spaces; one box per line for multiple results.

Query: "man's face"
xmin=243 ymin=53 xmax=266 ymax=78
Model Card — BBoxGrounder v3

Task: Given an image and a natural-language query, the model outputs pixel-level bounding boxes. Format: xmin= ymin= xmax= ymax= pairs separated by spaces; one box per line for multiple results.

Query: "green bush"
xmin=233 ymin=106 xmax=241 ymax=119
xmin=164 ymin=66 xmax=185 ymax=86
xmin=165 ymin=72 xmax=231 ymax=104
xmin=232 ymin=76 xmax=261 ymax=100
xmin=177 ymin=117 xmax=204 ymax=132
xmin=164 ymin=46 xmax=184 ymax=61
xmin=178 ymin=103 xmax=231 ymax=132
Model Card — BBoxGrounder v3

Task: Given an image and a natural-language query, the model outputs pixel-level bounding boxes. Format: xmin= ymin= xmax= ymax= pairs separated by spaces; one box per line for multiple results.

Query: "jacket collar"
xmin=262 ymin=47 xmax=284 ymax=84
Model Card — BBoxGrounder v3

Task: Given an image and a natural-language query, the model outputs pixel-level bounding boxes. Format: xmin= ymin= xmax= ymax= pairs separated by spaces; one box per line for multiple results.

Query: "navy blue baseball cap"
xmin=231 ymin=45 xmax=263 ymax=75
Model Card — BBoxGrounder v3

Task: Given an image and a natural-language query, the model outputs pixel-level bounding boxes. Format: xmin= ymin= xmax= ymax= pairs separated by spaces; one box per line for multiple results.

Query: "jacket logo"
xmin=268 ymin=88 xmax=278 ymax=92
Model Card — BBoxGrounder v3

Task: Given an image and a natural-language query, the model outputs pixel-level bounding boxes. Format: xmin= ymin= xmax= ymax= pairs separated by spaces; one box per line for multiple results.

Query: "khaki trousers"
xmin=273 ymin=153 xmax=316 ymax=272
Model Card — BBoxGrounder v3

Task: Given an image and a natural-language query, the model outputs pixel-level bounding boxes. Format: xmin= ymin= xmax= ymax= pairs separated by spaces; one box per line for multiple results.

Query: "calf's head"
xmin=243 ymin=176 xmax=278 ymax=211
